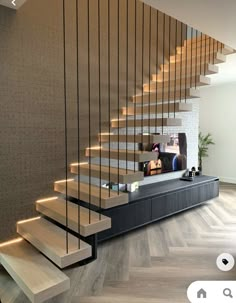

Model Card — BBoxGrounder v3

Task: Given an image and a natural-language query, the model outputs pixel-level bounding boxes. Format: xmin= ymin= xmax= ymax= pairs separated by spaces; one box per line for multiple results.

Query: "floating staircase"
xmin=1 ymin=12 xmax=235 ymax=303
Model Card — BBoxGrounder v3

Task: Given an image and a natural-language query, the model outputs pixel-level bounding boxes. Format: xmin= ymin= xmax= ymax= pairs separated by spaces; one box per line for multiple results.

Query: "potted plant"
xmin=198 ymin=132 xmax=215 ymax=171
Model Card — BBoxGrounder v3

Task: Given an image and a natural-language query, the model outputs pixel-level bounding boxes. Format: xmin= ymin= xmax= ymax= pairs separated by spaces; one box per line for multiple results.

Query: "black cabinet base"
xmin=98 ymin=176 xmax=219 ymax=242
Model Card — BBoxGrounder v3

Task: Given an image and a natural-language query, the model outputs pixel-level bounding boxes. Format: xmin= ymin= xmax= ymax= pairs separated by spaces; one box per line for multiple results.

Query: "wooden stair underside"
xmin=71 ymin=163 xmax=144 ymax=184
xmin=17 ymin=217 xmax=92 ymax=268
xmin=85 ymin=148 xmax=157 ymax=162
xmin=154 ymin=64 xmax=219 ymax=81
xmin=0 ymin=239 xmax=70 ymax=303
xmin=143 ymin=75 xmax=210 ymax=92
xmin=122 ymin=102 xmax=192 ymax=116
xmin=99 ymin=133 xmax=170 ymax=144
xmin=132 ymin=88 xmax=200 ymax=103
xmin=54 ymin=180 xmax=129 ymax=209
xmin=36 ymin=197 xmax=111 ymax=237
xmin=111 ymin=118 xmax=182 ymax=128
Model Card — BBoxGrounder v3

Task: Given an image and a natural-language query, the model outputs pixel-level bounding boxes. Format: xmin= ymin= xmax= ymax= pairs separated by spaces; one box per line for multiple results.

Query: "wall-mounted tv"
xmin=139 ymin=133 xmax=187 ymax=177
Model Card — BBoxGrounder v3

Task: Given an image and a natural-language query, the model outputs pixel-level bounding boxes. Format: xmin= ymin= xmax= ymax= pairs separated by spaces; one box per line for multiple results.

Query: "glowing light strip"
xmin=86 ymin=146 xmax=102 ymax=150
xmin=70 ymin=162 xmax=88 ymax=167
xmin=17 ymin=217 xmax=41 ymax=225
xmin=54 ymin=178 xmax=74 ymax=184
xmin=0 ymin=238 xmax=23 ymax=248
xmin=36 ymin=197 xmax=58 ymax=203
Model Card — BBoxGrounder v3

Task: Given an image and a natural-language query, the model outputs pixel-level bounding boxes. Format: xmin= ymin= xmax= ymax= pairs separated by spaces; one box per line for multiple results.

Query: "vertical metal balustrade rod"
xmin=125 ymin=0 xmax=129 ymax=173
xmin=155 ymin=10 xmax=159 ymax=132
xmin=213 ymin=37 xmax=215 ymax=64
xmin=62 ymin=0 xmax=69 ymax=254
xmin=168 ymin=16 xmax=171 ymax=117
xmin=204 ymin=34 xmax=207 ymax=75
xmin=133 ymin=0 xmax=137 ymax=171
xmin=98 ymin=0 xmax=102 ymax=219
xmin=75 ymin=0 xmax=81 ymax=248
xmin=179 ymin=22 xmax=183 ymax=103
xmin=200 ymin=32 xmax=203 ymax=76
xmin=148 ymin=6 xmax=151 ymax=145
xmin=190 ymin=27 xmax=193 ymax=88
xmin=195 ymin=30 xmax=198 ymax=88
xmin=108 ymin=0 xmax=111 ymax=196
xmin=185 ymin=25 xmax=188 ymax=103
xmin=141 ymin=3 xmax=145 ymax=150
xmin=117 ymin=0 xmax=120 ymax=194
xmin=174 ymin=19 xmax=177 ymax=118
xmin=161 ymin=13 xmax=165 ymax=134
xmin=87 ymin=0 xmax=91 ymax=223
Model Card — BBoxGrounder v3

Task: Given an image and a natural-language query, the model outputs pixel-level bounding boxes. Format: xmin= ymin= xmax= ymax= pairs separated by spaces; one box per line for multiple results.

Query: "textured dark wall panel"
xmin=0 ymin=0 xmax=184 ymax=241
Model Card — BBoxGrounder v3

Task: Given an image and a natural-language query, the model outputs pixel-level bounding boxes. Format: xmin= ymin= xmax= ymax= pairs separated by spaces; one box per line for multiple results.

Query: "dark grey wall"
xmin=0 ymin=0 xmax=184 ymax=241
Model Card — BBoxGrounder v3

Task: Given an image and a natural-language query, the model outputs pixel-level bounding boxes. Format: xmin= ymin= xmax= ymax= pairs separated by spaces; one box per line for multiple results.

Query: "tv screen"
xmin=139 ymin=133 xmax=187 ymax=177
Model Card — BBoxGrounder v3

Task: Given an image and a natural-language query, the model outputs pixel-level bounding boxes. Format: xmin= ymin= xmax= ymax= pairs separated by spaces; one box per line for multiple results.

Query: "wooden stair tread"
xmin=132 ymin=88 xmax=200 ymax=103
xmin=85 ymin=148 xmax=157 ymax=162
xmin=17 ymin=217 xmax=92 ymax=268
xmin=184 ymin=34 xmax=209 ymax=45
xmin=0 ymin=239 xmax=70 ymax=303
xmin=70 ymin=163 xmax=144 ymax=184
xmin=143 ymin=75 xmax=210 ymax=92
xmin=154 ymin=64 xmax=219 ymax=81
xmin=99 ymin=133 xmax=170 ymax=143
xmin=162 ymin=52 xmax=226 ymax=70
xmin=152 ymin=64 xmax=219 ymax=82
xmin=111 ymin=117 xmax=182 ymax=128
xmin=54 ymin=180 xmax=129 ymax=209
xmin=36 ymin=197 xmax=111 ymax=237
xmin=122 ymin=102 xmax=192 ymax=116
xmin=170 ymin=52 xmax=225 ymax=64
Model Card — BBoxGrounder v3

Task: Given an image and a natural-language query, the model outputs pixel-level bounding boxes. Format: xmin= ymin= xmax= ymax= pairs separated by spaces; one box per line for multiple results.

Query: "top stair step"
xmin=17 ymin=217 xmax=92 ymax=268
xmin=54 ymin=180 xmax=129 ymax=209
xmin=0 ymin=239 xmax=70 ymax=303
xmin=36 ymin=197 xmax=111 ymax=237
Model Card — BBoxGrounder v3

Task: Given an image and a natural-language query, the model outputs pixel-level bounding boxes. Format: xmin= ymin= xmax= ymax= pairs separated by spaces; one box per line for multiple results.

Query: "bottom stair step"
xmin=0 ymin=238 xmax=70 ymax=303
xmin=17 ymin=217 xmax=92 ymax=268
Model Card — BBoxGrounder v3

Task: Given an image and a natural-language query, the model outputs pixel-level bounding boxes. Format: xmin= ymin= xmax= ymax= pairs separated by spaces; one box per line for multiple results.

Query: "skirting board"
xmin=219 ymin=176 xmax=236 ymax=184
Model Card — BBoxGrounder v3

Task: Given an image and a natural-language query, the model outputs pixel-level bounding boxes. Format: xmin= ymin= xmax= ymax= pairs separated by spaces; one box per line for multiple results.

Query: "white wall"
xmin=142 ymin=0 xmax=236 ymax=49
xmin=200 ymin=83 xmax=236 ymax=184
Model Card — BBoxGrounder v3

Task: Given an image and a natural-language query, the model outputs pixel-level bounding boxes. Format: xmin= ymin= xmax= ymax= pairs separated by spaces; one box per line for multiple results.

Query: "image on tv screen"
xmin=140 ymin=133 xmax=187 ymax=177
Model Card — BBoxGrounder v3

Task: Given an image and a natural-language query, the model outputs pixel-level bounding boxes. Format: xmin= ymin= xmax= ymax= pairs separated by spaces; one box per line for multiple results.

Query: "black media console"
xmin=98 ymin=175 xmax=219 ymax=242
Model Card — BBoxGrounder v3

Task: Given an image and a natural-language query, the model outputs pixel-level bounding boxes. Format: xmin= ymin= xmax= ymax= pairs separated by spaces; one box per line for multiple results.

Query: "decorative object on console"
xmin=127 ymin=182 xmax=139 ymax=193
xmin=198 ymin=132 xmax=215 ymax=171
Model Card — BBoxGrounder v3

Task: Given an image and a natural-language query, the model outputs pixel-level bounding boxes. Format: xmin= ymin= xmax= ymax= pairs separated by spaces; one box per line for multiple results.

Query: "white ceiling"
xmin=142 ymin=0 xmax=236 ymax=49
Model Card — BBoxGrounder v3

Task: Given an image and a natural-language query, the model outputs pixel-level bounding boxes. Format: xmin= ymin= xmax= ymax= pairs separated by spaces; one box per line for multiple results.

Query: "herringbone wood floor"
xmin=1 ymin=183 xmax=236 ymax=303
